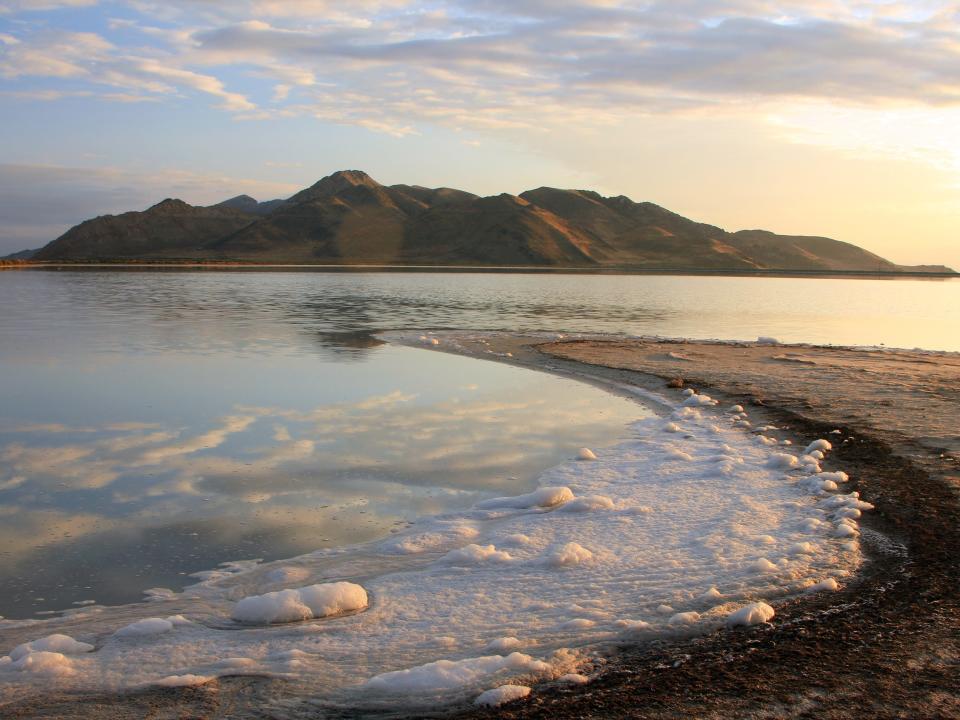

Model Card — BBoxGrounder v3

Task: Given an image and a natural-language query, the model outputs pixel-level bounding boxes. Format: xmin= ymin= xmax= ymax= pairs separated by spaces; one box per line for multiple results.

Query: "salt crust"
xmin=474 ymin=684 xmax=532 ymax=706
xmin=0 ymin=386 xmax=865 ymax=710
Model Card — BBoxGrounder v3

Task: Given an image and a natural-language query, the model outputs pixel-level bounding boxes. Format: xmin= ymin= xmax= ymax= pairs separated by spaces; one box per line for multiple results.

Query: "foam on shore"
xmin=0 ymin=381 xmax=865 ymax=712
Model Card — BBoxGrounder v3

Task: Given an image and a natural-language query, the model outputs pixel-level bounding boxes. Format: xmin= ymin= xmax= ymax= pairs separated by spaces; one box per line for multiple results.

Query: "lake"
xmin=0 ymin=269 xmax=956 ymax=621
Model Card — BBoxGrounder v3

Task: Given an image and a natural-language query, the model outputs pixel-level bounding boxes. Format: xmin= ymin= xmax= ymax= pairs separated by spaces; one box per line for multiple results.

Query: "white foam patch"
xmin=485 ymin=637 xmax=522 ymax=653
xmin=114 ymin=618 xmax=174 ymax=639
xmin=6 ymin=651 xmax=75 ymax=676
xmin=475 ymin=487 xmax=574 ymax=511
xmin=726 ymin=602 xmax=775 ymax=628
xmin=805 ymin=578 xmax=840 ymax=593
xmin=577 ymin=448 xmax=597 ymax=461
xmin=232 ymin=582 xmax=368 ymax=624
xmin=440 ymin=544 xmax=513 ymax=566
xmin=9 ymin=634 xmax=93 ymax=661
xmin=545 ymin=542 xmax=594 ymax=567
xmin=0 ymin=382 xmax=866 ymax=711
xmin=474 ymin=684 xmax=531 ymax=707
xmin=365 ymin=653 xmax=551 ymax=694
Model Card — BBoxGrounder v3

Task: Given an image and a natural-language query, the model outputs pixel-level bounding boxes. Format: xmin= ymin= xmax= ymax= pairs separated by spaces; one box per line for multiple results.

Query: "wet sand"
xmin=3 ymin=334 xmax=959 ymax=719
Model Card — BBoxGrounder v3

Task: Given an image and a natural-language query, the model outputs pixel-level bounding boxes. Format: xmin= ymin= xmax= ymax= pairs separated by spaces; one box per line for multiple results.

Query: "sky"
xmin=0 ymin=0 xmax=958 ymax=269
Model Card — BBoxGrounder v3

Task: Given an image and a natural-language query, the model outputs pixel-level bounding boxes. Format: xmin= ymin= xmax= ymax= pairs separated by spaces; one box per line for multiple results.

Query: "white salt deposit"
xmin=475 ymin=486 xmax=574 ymax=510
xmin=114 ymin=618 xmax=174 ymax=638
xmin=474 ymin=684 xmax=531 ymax=707
xmin=545 ymin=542 xmax=594 ymax=567
xmin=232 ymin=582 xmax=368 ymax=624
xmin=806 ymin=578 xmax=840 ymax=593
xmin=441 ymin=544 xmax=513 ymax=565
xmin=726 ymin=602 xmax=775 ymax=628
xmin=557 ymin=494 xmax=616 ymax=512
xmin=669 ymin=611 xmax=701 ymax=626
xmin=9 ymin=635 xmax=93 ymax=661
xmin=365 ymin=653 xmax=551 ymax=694
xmin=0 ymin=366 xmax=868 ymax=712
xmin=6 ymin=651 xmax=75 ymax=676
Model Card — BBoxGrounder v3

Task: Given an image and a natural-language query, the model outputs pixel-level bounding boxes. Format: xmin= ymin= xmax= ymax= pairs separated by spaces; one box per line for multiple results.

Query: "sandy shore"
xmin=4 ymin=333 xmax=958 ymax=719
xmin=436 ymin=333 xmax=958 ymax=719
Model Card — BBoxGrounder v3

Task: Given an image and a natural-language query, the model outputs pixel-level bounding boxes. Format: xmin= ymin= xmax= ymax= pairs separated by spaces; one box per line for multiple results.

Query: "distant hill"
xmin=29 ymin=170 xmax=956 ymax=273
xmin=2 ymin=248 xmax=39 ymax=261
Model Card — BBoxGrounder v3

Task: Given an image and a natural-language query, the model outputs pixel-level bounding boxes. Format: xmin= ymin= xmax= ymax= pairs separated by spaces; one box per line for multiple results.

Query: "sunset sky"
xmin=1 ymin=0 xmax=958 ymax=268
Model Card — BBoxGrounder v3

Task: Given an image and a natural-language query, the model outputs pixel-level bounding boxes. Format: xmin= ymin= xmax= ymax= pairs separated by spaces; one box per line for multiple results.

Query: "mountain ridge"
xmin=28 ymin=170 xmax=956 ymax=273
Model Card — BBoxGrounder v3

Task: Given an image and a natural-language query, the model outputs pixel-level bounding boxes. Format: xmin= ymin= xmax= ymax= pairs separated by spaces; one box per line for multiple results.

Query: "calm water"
xmin=0 ymin=270 xmax=957 ymax=619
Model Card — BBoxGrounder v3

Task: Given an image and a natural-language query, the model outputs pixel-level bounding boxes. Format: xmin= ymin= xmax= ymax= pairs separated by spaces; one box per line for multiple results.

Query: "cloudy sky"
xmin=1 ymin=0 xmax=958 ymax=267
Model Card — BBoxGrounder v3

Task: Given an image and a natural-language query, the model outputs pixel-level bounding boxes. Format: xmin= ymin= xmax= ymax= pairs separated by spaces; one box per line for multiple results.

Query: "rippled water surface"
xmin=0 ymin=269 xmax=956 ymax=619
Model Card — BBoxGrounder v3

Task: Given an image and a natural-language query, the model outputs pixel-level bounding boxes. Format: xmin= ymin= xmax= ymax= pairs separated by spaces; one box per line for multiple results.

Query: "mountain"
xmin=33 ymin=199 xmax=257 ymax=261
xmin=213 ymin=195 xmax=286 ymax=216
xmin=2 ymin=248 xmax=39 ymax=260
xmin=30 ymin=170 xmax=955 ymax=273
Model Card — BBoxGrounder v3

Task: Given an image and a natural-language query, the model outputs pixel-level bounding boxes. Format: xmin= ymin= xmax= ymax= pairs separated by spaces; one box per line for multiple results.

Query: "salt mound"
xmin=441 ymin=544 xmax=513 ymax=566
xmin=365 ymin=652 xmax=551 ymax=694
xmin=577 ymin=447 xmax=597 ymax=461
xmin=10 ymin=634 xmax=94 ymax=661
xmin=766 ymin=453 xmax=799 ymax=469
xmin=804 ymin=439 xmax=832 ymax=455
xmin=114 ymin=618 xmax=174 ymax=638
xmin=8 ymin=651 xmax=75 ymax=676
xmin=558 ymin=494 xmax=615 ymax=512
xmin=485 ymin=637 xmax=522 ymax=653
xmin=546 ymin=542 xmax=594 ymax=567
xmin=476 ymin=486 xmax=574 ymax=510
xmin=749 ymin=558 xmax=778 ymax=573
xmin=232 ymin=582 xmax=368 ymax=625
xmin=474 ymin=684 xmax=531 ymax=707
xmin=683 ymin=393 xmax=718 ymax=407
xmin=806 ymin=578 xmax=840 ymax=593
xmin=726 ymin=602 xmax=775 ymax=628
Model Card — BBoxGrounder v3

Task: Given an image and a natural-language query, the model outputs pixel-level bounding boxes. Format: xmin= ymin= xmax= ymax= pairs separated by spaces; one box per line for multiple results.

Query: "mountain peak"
xmin=146 ymin=198 xmax=193 ymax=214
xmin=288 ymin=169 xmax=382 ymax=205
xmin=313 ymin=169 xmax=378 ymax=191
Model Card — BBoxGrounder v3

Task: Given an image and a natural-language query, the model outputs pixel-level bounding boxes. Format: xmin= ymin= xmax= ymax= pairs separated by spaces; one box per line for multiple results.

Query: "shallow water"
xmin=0 ymin=270 xmax=876 ymax=709
xmin=0 ymin=268 xmax=951 ymax=620
xmin=0 ymin=271 xmax=655 ymax=620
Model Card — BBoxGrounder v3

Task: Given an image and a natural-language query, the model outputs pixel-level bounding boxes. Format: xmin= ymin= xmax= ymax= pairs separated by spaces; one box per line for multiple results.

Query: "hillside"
xmin=30 ymin=170 xmax=955 ymax=273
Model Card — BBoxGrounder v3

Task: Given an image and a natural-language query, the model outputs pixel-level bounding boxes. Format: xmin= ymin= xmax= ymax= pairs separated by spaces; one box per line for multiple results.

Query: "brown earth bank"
xmin=2 ymin=336 xmax=958 ymax=719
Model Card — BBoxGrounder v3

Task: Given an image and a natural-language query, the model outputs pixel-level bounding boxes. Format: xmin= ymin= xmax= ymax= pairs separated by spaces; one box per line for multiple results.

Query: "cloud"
xmin=4 ymin=1 xmax=960 ymax=135
xmin=0 ymin=30 xmax=112 ymax=78
xmin=0 ymin=0 xmax=98 ymax=11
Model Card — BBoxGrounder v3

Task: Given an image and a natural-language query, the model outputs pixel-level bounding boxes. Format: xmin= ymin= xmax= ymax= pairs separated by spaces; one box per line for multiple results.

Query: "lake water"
xmin=0 ymin=269 xmax=956 ymax=620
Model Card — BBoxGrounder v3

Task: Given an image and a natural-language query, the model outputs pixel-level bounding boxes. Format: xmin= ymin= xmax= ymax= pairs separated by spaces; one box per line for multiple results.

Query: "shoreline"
xmin=2 ymin=262 xmax=957 ymax=279
xmin=420 ymin=332 xmax=958 ymax=719
xmin=2 ymin=333 xmax=957 ymax=718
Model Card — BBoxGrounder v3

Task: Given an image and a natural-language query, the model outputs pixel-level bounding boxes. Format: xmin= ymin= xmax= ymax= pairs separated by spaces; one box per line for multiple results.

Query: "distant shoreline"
xmin=2 ymin=260 xmax=957 ymax=279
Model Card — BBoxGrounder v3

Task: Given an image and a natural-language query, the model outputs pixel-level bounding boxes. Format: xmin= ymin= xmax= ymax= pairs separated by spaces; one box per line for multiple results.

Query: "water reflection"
xmin=312 ymin=330 xmax=387 ymax=361
xmin=0 ymin=348 xmax=642 ymax=619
